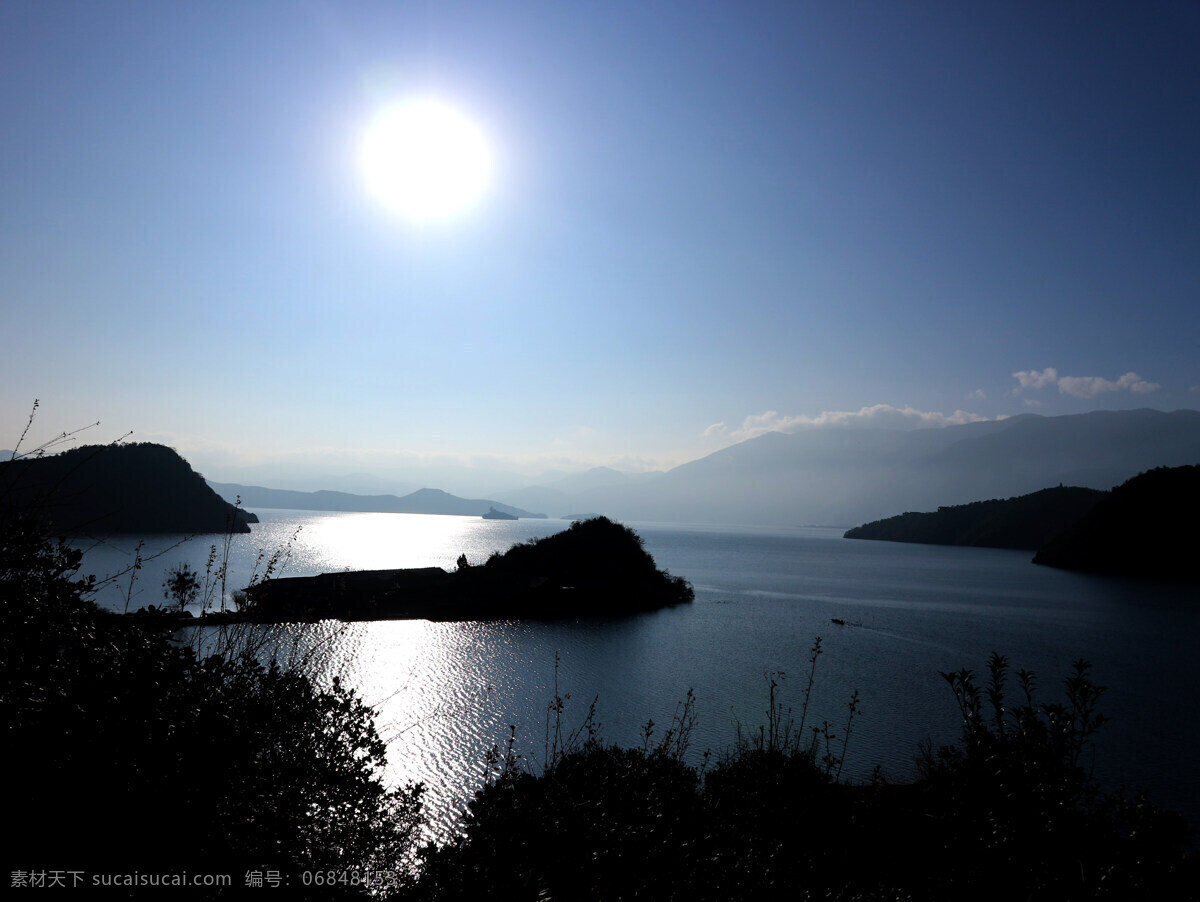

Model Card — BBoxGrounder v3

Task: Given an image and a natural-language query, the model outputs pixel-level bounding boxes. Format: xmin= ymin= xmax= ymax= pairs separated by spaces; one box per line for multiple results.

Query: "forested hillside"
xmin=844 ymin=486 xmax=1106 ymax=549
xmin=2 ymin=443 xmax=254 ymax=535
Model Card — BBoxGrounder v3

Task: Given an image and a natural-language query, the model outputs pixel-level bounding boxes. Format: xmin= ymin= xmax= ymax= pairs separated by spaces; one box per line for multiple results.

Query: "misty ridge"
xmin=205 ymin=483 xmax=545 ymax=521
xmin=214 ymin=409 xmax=1200 ymax=529
xmin=592 ymin=408 xmax=1200 ymax=528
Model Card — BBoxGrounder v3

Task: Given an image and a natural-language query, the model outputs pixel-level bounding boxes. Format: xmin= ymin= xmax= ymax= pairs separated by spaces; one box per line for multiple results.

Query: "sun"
xmin=360 ymin=99 xmax=490 ymax=221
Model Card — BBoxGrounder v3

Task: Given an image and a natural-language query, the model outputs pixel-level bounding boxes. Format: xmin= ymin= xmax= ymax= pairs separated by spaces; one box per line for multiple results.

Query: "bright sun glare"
xmin=361 ymin=99 xmax=490 ymax=221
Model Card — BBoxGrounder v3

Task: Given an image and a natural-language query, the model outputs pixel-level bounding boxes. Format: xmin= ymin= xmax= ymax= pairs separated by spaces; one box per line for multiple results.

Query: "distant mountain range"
xmin=11 ymin=408 xmax=1194 ymax=535
xmin=529 ymin=409 xmax=1200 ymax=526
xmin=212 ymin=409 xmax=1200 ymax=529
xmin=207 ymin=483 xmax=546 ymax=520
xmin=491 ymin=467 xmax=663 ymax=520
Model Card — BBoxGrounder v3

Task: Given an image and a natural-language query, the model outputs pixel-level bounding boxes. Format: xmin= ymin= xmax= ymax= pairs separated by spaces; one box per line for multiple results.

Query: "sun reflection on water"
xmin=319 ymin=618 xmax=553 ymax=842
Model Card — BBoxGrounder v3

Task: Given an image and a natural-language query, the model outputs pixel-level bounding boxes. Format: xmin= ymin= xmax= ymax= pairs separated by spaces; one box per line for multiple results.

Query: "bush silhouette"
xmin=2 ymin=512 xmax=423 ymax=895
xmin=914 ymin=654 xmax=1194 ymax=899
xmin=416 ymin=742 xmax=703 ymax=901
xmin=412 ymin=654 xmax=1197 ymax=901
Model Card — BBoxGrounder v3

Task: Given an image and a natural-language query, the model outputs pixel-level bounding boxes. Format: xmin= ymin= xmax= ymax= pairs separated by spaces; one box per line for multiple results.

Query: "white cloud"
xmin=705 ymin=404 xmax=991 ymax=444
xmin=968 ymin=389 xmax=986 ymax=400
xmin=1011 ymin=368 xmax=1160 ymax=399
xmin=1054 ymin=372 xmax=1160 ymax=398
xmin=1012 ymin=367 xmax=1059 ymax=390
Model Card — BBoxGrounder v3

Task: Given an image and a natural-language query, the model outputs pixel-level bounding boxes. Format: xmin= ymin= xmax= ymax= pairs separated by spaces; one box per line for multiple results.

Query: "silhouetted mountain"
xmin=563 ymin=410 xmax=1200 ymax=527
xmin=208 ymin=482 xmax=546 ymax=519
xmin=844 ymin=486 xmax=1107 ymax=549
xmin=1 ymin=443 xmax=252 ymax=534
xmin=1033 ymin=465 xmax=1200 ymax=579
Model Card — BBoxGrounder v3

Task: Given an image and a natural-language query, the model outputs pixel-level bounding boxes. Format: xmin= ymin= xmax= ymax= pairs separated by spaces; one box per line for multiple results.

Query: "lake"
xmin=75 ymin=509 xmax=1200 ymax=843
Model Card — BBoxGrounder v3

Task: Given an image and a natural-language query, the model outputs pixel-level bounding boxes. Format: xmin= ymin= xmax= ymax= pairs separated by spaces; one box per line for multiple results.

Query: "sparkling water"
xmin=73 ymin=510 xmax=1200 ymax=843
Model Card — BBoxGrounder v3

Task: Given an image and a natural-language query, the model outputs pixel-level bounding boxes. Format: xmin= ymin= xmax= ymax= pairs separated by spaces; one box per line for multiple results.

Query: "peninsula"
xmin=232 ymin=516 xmax=693 ymax=622
xmin=843 ymin=486 xmax=1105 ymax=550
xmin=1033 ymin=465 xmax=1200 ymax=579
xmin=844 ymin=465 xmax=1200 ymax=582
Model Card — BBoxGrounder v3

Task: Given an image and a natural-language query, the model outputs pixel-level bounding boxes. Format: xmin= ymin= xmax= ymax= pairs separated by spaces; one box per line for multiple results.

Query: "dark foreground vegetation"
xmin=243 ymin=516 xmax=694 ymax=622
xmin=2 ymin=513 xmax=422 ymax=896
xmin=2 ymin=508 xmax=1195 ymax=898
xmin=414 ymin=657 xmax=1196 ymax=902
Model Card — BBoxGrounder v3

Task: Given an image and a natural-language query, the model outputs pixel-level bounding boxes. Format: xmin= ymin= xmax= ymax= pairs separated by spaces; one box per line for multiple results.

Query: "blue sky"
xmin=3 ymin=1 xmax=1198 ymax=486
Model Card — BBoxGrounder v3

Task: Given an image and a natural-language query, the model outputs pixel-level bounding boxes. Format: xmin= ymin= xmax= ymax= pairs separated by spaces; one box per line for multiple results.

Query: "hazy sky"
xmin=3 ymin=2 xmax=1198 ymax=484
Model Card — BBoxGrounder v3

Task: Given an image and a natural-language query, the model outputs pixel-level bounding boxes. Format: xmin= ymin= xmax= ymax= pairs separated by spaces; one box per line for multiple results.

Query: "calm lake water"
xmin=76 ymin=510 xmax=1200 ymax=843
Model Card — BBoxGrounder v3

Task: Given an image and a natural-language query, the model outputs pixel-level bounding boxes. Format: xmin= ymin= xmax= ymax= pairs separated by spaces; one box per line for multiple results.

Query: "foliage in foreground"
xmin=414 ymin=655 xmax=1196 ymax=901
xmin=1 ymin=513 xmax=422 ymax=896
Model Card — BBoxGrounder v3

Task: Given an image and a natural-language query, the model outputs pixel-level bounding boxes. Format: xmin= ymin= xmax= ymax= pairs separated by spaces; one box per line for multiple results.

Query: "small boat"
xmin=482 ymin=506 xmax=517 ymax=520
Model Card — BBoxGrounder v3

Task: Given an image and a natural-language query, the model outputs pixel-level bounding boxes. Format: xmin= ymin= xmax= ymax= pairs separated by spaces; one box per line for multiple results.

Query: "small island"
xmin=230 ymin=516 xmax=693 ymax=622
xmin=482 ymin=506 xmax=517 ymax=520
